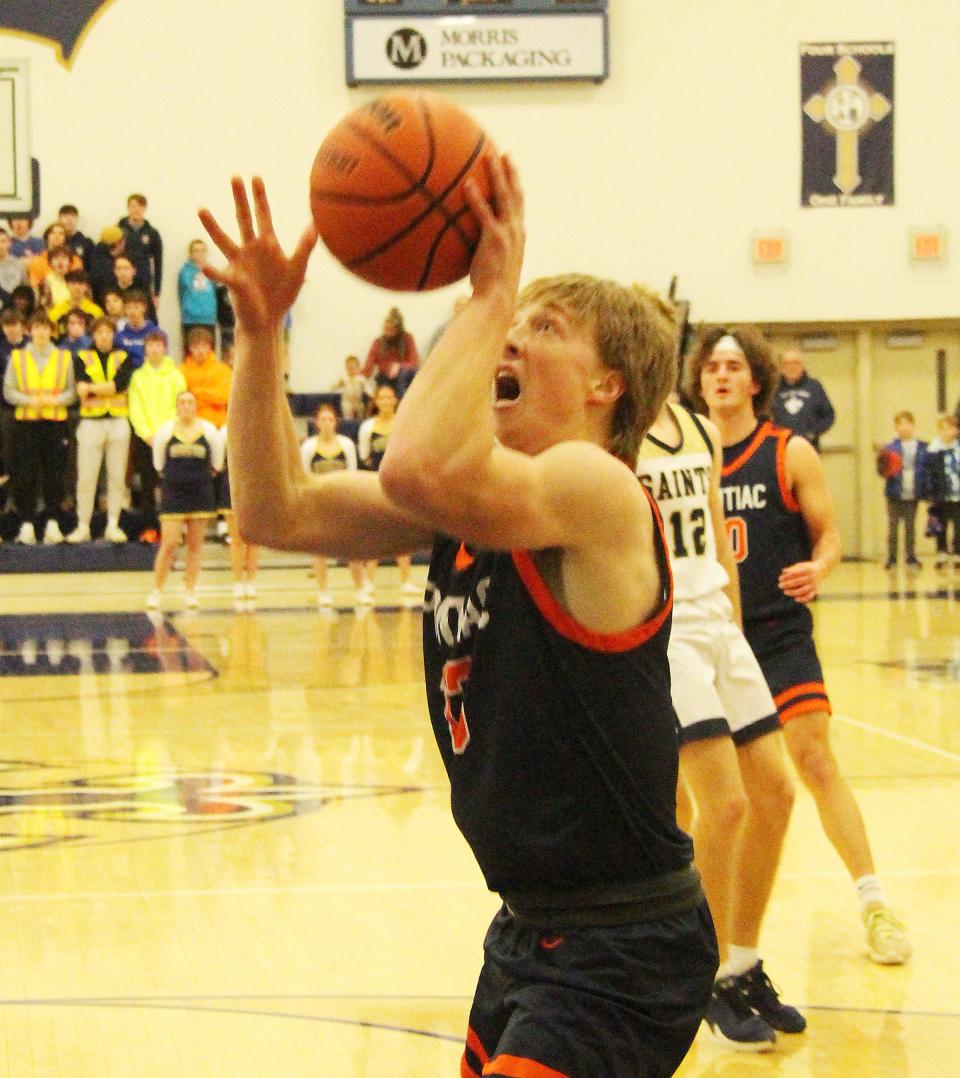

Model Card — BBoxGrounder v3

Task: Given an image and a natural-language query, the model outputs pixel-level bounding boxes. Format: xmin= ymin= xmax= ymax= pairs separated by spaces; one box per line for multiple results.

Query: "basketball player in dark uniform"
xmin=201 ymin=162 xmax=718 ymax=1076
xmin=687 ymin=326 xmax=911 ymax=967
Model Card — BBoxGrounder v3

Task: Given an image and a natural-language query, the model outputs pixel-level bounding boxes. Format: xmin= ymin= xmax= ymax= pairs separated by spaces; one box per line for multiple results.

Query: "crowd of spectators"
xmin=878 ymin=410 xmax=960 ymax=571
xmin=0 ymin=199 xmax=430 ymax=551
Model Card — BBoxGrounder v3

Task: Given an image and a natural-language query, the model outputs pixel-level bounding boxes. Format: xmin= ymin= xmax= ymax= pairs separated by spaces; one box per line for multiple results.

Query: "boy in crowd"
xmin=115 ymin=289 xmax=158 ymax=369
xmin=67 ymin=317 xmax=133 ymax=543
xmin=58 ymin=310 xmax=93 ymax=358
xmin=6 ymin=215 xmax=44 ymax=260
xmin=178 ymin=239 xmax=218 ymax=352
xmin=2 ymin=311 xmax=76 ymax=544
xmin=102 ymin=288 xmax=127 ymax=330
xmin=89 ymin=227 xmax=126 ymax=306
xmin=928 ymin=413 xmax=960 ymax=570
xmin=128 ymin=330 xmax=186 ymax=538
xmin=58 ymin=204 xmax=93 ymax=269
xmin=331 ymin=354 xmax=371 ymax=420
xmin=877 ymin=411 xmax=929 ymax=570
xmin=0 ymin=309 xmax=28 ymax=485
xmin=0 ymin=227 xmax=29 ymax=308
xmin=37 ymin=248 xmax=75 ymax=311
xmin=690 ymin=326 xmax=911 ymax=966
xmin=119 ymin=193 xmax=163 ymax=310
xmin=180 ymin=326 xmax=231 ymax=428
xmin=48 ymin=270 xmax=104 ymax=336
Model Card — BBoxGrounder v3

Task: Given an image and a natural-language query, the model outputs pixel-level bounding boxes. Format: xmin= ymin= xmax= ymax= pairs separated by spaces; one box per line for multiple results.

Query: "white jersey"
xmin=637 ymin=402 xmax=728 ymax=603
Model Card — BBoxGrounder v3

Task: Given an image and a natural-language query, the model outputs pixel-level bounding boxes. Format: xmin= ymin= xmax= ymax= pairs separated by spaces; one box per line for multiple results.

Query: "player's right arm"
xmin=199 ymin=178 xmax=431 ymax=560
xmin=781 ymin=434 xmax=842 ymax=603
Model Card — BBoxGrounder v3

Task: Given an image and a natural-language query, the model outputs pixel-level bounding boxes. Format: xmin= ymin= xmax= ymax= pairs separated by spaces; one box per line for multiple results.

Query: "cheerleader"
xmin=217 ymin=425 xmax=261 ymax=610
xmin=147 ymin=390 xmax=224 ymax=609
xmin=357 ymin=384 xmax=416 ymax=597
xmin=300 ymin=403 xmax=366 ymax=605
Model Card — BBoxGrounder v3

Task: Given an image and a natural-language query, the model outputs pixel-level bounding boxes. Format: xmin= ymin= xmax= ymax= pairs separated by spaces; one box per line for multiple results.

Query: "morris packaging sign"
xmin=346 ymin=12 xmax=608 ymax=83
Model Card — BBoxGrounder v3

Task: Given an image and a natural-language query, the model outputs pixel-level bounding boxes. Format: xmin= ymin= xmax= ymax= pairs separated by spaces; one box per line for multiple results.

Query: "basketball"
xmin=309 ymin=92 xmax=495 ymax=291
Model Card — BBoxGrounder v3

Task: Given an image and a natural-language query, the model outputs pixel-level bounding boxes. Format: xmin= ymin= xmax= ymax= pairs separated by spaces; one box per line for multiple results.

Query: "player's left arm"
xmin=701 ymin=415 xmax=742 ymax=626
xmin=781 ymin=435 xmax=842 ymax=603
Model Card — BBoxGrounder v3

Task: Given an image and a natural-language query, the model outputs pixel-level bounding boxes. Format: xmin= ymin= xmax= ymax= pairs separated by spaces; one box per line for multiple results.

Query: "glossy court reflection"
xmin=0 ymin=561 xmax=955 ymax=1076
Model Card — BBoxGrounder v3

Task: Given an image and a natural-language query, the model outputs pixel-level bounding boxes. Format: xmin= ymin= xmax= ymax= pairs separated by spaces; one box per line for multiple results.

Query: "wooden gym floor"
xmin=0 ymin=553 xmax=956 ymax=1076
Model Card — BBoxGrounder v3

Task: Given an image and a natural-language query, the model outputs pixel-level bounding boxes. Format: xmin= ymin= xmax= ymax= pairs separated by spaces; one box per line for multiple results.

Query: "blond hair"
xmin=517 ymin=274 xmax=678 ymax=463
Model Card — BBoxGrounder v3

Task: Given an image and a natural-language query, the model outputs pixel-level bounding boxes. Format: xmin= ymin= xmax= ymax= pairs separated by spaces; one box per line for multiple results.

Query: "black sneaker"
xmin=884 ymin=558 xmax=897 ymax=570
xmin=704 ymin=975 xmax=776 ymax=1051
xmin=906 ymin=557 xmax=922 ymax=570
xmin=734 ymin=960 xmax=806 ymax=1034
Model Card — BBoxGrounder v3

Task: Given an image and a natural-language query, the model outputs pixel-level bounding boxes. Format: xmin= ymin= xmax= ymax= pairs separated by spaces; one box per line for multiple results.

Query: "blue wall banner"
xmin=801 ymin=42 xmax=894 ymax=208
xmin=0 ymin=2 xmax=114 ymax=67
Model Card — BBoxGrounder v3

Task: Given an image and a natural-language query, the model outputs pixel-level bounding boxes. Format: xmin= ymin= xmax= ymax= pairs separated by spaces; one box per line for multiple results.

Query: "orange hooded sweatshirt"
xmin=180 ymin=351 xmax=232 ymax=427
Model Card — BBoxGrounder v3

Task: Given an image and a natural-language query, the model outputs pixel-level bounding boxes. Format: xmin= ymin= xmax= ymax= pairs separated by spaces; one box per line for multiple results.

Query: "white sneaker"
xmin=66 ymin=524 xmax=91 ymax=544
xmin=184 ymin=590 xmax=199 ymax=609
xmin=15 ymin=522 xmax=36 ymax=545
xmin=245 ymin=582 xmax=257 ymax=600
xmin=43 ymin=519 xmax=64 ymax=544
xmin=146 ymin=589 xmax=162 ymax=609
xmin=355 ymin=588 xmax=374 ymax=605
xmin=233 ymin=583 xmax=246 ymax=602
xmin=104 ymin=525 xmax=127 ymax=544
xmin=317 ymin=591 xmax=333 ymax=608
xmin=400 ymin=581 xmax=421 ymax=595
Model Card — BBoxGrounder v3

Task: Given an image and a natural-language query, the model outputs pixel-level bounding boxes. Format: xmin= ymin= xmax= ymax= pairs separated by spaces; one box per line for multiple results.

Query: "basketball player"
xmin=689 ymin=326 xmax=911 ymax=966
xmin=199 ymin=162 xmax=718 ymax=1078
xmin=639 ymin=398 xmax=802 ymax=1050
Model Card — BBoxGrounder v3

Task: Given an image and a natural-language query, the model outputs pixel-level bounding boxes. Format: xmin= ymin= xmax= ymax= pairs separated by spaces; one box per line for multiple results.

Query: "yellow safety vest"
xmin=76 ymin=350 xmax=129 ymax=418
xmin=11 ymin=348 xmax=71 ymax=421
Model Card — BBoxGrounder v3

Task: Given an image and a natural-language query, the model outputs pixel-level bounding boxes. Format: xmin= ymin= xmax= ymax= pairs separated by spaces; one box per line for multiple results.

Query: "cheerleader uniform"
xmin=152 ymin=418 xmax=225 ymax=520
xmin=299 ymin=432 xmax=358 ymax=477
xmin=357 ymin=417 xmax=391 ymax=471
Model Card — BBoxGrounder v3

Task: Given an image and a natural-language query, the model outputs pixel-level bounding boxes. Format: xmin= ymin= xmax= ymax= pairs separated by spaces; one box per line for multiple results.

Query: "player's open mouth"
xmin=494 ymin=369 xmax=521 ymax=406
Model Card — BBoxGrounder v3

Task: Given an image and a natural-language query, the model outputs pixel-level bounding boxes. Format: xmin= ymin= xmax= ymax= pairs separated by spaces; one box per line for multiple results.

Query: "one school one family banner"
xmin=801 ymin=41 xmax=895 ymax=207
xmin=0 ymin=2 xmax=113 ymax=66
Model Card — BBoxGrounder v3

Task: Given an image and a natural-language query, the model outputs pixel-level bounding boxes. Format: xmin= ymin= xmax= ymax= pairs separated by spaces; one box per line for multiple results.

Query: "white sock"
xmin=726 ymin=945 xmax=760 ymax=977
xmin=856 ymin=874 xmax=886 ymax=912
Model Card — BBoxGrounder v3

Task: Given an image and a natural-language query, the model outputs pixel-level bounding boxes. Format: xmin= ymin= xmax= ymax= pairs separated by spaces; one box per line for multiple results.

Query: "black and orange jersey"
xmin=720 ymin=421 xmax=812 ymax=624
xmin=422 ymin=501 xmax=693 ymax=896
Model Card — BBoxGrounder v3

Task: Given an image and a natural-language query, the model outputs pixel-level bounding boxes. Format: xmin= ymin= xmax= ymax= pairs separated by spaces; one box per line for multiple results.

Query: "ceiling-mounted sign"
xmin=344 ymin=1 xmax=608 ymax=85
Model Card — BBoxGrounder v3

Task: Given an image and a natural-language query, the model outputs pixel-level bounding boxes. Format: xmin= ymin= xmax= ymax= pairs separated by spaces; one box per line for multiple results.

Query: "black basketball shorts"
xmin=744 ymin=610 xmax=832 ymax=723
xmin=461 ymin=901 xmax=718 ymax=1078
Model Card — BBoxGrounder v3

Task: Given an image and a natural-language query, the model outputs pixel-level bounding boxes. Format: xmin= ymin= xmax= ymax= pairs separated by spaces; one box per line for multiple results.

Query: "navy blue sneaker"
xmin=705 ymin=975 xmax=777 ymax=1051
xmin=735 ymin=960 xmax=807 ymax=1034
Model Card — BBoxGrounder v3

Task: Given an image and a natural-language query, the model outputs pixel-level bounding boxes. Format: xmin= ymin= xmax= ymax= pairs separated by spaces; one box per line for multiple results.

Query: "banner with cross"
xmin=800 ymin=42 xmax=894 ymax=208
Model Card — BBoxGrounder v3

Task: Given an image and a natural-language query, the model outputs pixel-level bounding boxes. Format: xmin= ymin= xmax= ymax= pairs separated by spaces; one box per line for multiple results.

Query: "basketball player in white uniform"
xmin=639 ymin=391 xmax=801 ymax=1051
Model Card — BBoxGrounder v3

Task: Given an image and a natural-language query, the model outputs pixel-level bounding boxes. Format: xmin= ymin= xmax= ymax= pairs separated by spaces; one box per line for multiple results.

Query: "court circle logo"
xmin=386 ymin=28 xmax=427 ymax=69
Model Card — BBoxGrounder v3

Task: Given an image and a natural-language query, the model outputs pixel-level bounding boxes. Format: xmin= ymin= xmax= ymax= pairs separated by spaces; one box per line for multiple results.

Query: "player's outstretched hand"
xmin=778 ymin=560 xmax=825 ymax=604
xmin=198 ymin=177 xmax=318 ymax=335
xmin=464 ymin=153 xmax=525 ymax=302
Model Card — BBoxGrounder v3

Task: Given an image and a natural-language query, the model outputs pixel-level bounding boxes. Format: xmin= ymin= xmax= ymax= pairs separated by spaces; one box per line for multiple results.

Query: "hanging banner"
xmin=0 ymin=2 xmax=113 ymax=67
xmin=800 ymin=42 xmax=894 ymax=207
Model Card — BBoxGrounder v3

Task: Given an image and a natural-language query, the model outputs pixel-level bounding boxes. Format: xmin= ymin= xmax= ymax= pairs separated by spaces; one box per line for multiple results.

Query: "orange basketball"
xmin=310 ymin=92 xmax=495 ymax=291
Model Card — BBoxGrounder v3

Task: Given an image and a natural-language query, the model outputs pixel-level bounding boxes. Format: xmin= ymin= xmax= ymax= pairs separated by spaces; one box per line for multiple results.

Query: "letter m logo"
xmin=386 ymin=28 xmax=427 ymax=69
